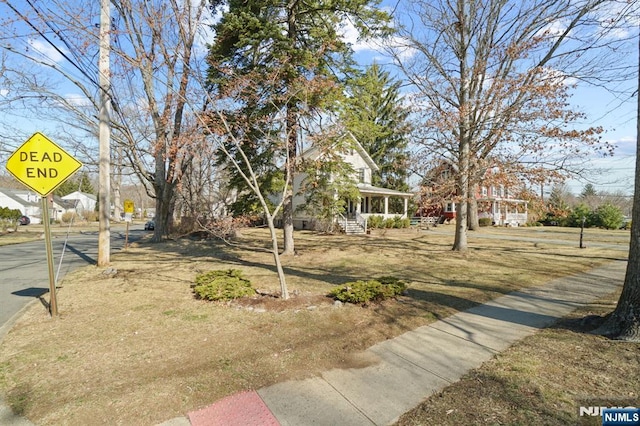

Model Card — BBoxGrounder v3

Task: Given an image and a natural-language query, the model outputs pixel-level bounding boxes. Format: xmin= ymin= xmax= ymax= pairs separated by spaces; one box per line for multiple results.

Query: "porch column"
xmin=403 ymin=197 xmax=408 ymax=218
xmin=384 ymin=196 xmax=389 ymax=216
xmin=357 ymin=198 xmax=362 ymax=214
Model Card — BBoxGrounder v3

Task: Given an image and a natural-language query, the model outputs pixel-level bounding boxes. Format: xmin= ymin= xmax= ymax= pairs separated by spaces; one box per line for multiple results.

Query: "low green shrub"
xmin=328 ymin=276 xmax=407 ymax=305
xmin=367 ymin=216 xmax=410 ymax=229
xmin=377 ymin=276 xmax=407 ymax=295
xmin=478 ymin=218 xmax=492 ymax=227
xmin=367 ymin=215 xmax=384 ymax=229
xmin=393 ymin=217 xmax=411 ymax=228
xmin=0 ymin=207 xmax=22 ymax=222
xmin=192 ymin=269 xmax=255 ymax=301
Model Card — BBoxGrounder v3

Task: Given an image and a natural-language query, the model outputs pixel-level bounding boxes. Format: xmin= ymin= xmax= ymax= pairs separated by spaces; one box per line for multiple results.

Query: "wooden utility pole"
xmin=98 ymin=0 xmax=111 ymax=266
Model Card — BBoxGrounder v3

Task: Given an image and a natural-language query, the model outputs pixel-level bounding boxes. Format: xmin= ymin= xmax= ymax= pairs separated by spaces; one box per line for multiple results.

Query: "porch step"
xmin=339 ymin=219 xmax=366 ymax=235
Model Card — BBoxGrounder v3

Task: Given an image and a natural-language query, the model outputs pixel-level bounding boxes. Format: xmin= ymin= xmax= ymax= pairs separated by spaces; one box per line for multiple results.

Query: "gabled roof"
xmin=301 ymin=132 xmax=379 ymax=172
xmin=344 ymin=132 xmax=379 ymax=172
xmin=0 ymin=187 xmax=40 ymax=207
xmin=61 ymin=191 xmax=97 ymax=201
xmin=52 ymin=195 xmax=76 ymax=210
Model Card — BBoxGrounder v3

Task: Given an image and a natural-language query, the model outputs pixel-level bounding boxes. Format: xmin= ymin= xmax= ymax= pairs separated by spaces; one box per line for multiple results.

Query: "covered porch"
xmin=344 ymin=184 xmax=414 ymax=220
xmin=478 ymin=198 xmax=528 ymax=227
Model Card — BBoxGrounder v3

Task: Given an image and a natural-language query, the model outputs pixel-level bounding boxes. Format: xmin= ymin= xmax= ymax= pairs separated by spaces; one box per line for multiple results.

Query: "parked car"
xmin=144 ymin=220 xmax=155 ymax=231
xmin=18 ymin=215 xmax=30 ymax=225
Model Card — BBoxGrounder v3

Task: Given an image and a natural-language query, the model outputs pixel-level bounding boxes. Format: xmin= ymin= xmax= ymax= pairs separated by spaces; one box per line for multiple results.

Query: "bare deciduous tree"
xmin=390 ymin=0 xmax=635 ymax=250
xmin=0 ymin=0 xmax=214 ymax=244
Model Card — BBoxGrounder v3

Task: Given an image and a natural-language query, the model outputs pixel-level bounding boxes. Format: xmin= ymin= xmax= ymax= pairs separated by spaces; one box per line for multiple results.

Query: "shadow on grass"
xmin=120 ymin=238 xmax=359 ymax=290
xmin=122 ymin=230 xmax=625 ymax=319
xmin=2 ymin=383 xmax=33 ymax=417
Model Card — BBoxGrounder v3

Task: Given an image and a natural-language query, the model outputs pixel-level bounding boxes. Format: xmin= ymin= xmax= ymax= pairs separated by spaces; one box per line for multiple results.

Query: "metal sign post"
xmin=123 ymin=199 xmax=134 ymax=249
xmin=41 ymin=196 xmax=58 ymax=316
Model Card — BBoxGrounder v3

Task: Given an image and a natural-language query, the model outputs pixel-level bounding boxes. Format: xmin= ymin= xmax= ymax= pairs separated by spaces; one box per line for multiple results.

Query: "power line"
xmin=4 ymin=0 xmax=100 ymax=90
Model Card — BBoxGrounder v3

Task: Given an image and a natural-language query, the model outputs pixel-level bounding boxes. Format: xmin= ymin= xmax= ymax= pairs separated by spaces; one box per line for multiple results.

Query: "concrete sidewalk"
xmin=163 ymin=260 xmax=627 ymax=426
xmin=1 ymin=261 xmax=626 ymax=425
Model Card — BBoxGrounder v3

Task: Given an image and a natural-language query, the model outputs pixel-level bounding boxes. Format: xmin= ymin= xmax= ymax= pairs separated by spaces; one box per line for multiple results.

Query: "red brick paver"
xmin=188 ymin=390 xmax=280 ymax=426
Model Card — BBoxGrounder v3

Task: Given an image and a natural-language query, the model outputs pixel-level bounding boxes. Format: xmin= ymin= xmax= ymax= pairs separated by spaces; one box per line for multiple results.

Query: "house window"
xmin=481 ymin=186 xmax=487 ymax=196
xmin=445 ymin=202 xmax=454 ymax=212
xmin=500 ymin=185 xmax=505 ymax=197
xmin=358 ymin=168 xmax=365 ymax=183
xmin=491 ymin=186 xmax=498 ymax=197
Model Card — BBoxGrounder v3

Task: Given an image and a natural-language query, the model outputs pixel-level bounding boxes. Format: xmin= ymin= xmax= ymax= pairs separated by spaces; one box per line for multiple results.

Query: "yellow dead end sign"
xmin=123 ymin=199 xmax=135 ymax=248
xmin=6 ymin=132 xmax=83 ymax=196
xmin=4 ymin=132 xmax=82 ymax=317
xmin=124 ymin=199 xmax=135 ymax=214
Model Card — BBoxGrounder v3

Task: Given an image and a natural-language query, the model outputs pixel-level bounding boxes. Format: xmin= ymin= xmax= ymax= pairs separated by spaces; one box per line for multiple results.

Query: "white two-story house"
xmin=291 ymin=133 xmax=413 ymax=233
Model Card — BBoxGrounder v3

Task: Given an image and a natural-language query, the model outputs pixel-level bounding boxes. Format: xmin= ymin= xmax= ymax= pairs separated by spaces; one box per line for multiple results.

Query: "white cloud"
xmin=193 ymin=3 xmax=226 ymax=58
xmin=64 ymin=94 xmax=92 ymax=107
xmin=339 ymin=18 xmax=379 ymax=52
xmin=382 ymin=35 xmax=418 ymax=62
xmin=540 ymin=66 xmax=578 ymax=87
xmin=609 ymin=135 xmax=636 ymax=157
xmin=537 ymin=19 xmax=568 ymax=39
xmin=27 ymin=39 xmax=66 ymax=65
xmin=339 ymin=15 xmax=417 ymax=63
xmin=593 ymin=2 xmax=640 ymax=41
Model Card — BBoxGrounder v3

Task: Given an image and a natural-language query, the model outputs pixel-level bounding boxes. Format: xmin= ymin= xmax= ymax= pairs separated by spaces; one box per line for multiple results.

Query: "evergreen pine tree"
xmin=342 ymin=63 xmax=411 ymax=193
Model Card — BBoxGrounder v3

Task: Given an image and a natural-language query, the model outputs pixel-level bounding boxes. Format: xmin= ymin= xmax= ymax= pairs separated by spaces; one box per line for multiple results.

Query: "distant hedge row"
xmin=544 ymin=202 xmax=626 ymax=230
xmin=367 ymin=215 xmax=411 ymax=229
xmin=0 ymin=207 xmax=22 ymax=221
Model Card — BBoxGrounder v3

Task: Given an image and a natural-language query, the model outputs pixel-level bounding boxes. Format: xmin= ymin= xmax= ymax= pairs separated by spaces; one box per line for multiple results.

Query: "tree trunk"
xmin=281 ymin=3 xmax=298 ymax=256
xmin=453 ymin=139 xmax=470 ymax=250
xmin=281 ymin=114 xmax=296 ymax=254
xmin=453 ymin=200 xmax=468 ymax=250
xmin=152 ymin=180 xmax=176 ymax=242
xmin=452 ymin=0 xmax=470 ymax=252
xmin=112 ymin=169 xmax=121 ymax=223
xmin=593 ymin=206 xmax=640 ymax=342
xmin=592 ymin=39 xmax=640 ymax=341
xmin=467 ymin=190 xmax=479 ymax=231
xmin=265 ymin=214 xmax=289 ymax=299
xmin=282 ymin=187 xmax=295 ymax=255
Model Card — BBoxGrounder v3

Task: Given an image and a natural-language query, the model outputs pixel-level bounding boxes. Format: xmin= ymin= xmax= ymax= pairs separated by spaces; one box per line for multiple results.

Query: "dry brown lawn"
xmin=0 ymin=225 xmax=631 ymax=425
xmin=0 ymin=222 xmax=103 ymax=246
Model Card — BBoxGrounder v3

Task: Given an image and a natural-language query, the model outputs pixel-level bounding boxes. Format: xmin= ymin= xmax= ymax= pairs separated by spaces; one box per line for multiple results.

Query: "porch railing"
xmin=337 ymin=212 xmax=348 ymax=232
xmin=355 ymin=211 xmax=367 ymax=234
xmin=505 ymin=213 xmax=527 ymax=223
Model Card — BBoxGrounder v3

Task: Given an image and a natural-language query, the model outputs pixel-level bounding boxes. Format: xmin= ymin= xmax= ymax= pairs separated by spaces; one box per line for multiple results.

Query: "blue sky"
xmin=1 ymin=0 xmax=638 ymax=197
xmin=344 ymin=1 xmax=639 ymax=196
xmin=564 ymin=83 xmax=637 ymax=195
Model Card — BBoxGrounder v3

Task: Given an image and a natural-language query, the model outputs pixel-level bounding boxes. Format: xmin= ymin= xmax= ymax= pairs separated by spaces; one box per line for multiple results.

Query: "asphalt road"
xmin=0 ymin=224 xmax=145 ymax=336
